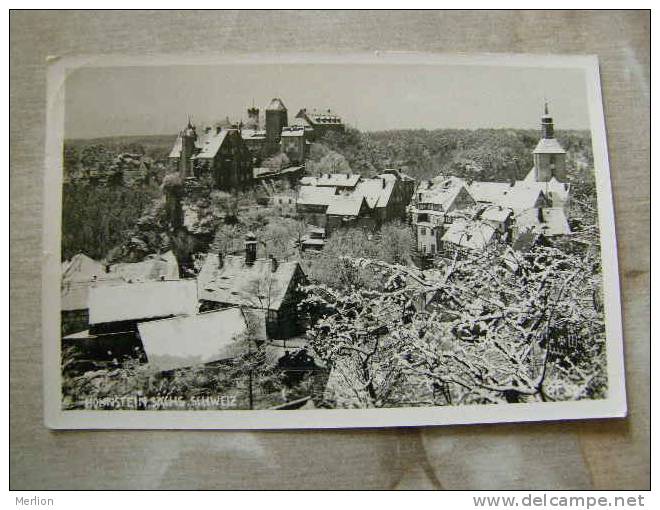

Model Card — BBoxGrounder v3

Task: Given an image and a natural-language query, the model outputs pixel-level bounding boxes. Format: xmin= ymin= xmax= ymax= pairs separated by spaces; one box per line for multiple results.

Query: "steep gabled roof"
xmin=326 ymin=194 xmax=369 ymax=216
xmin=192 ymin=129 xmax=231 ymax=160
xmin=497 ymin=187 xmax=547 ymax=212
xmin=355 ymin=175 xmax=396 ymax=209
xmin=62 ymin=253 xmax=106 ymax=283
xmin=197 ymin=254 xmax=302 ymax=311
xmin=88 ymin=280 xmax=198 ymax=325
xmin=169 ymin=129 xmax=233 ymax=160
xmin=517 ymin=175 xmax=571 ymax=207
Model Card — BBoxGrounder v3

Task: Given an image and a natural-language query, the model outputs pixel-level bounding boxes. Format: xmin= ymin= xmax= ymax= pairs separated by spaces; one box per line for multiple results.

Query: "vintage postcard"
xmin=42 ymin=53 xmax=626 ymax=429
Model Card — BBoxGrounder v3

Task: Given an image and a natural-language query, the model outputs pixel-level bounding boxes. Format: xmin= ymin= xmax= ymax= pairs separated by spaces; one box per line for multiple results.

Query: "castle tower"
xmin=265 ymin=98 xmax=288 ymax=148
xmin=179 ymin=117 xmax=197 ymax=178
xmin=532 ymin=102 xmax=567 ymax=182
xmin=247 ymin=103 xmax=260 ymax=129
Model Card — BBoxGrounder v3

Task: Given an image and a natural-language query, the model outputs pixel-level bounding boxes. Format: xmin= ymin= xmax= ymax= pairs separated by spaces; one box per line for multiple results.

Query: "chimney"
xmin=269 ymin=254 xmax=278 ymax=273
xmin=537 ymin=208 xmax=545 ymax=223
xmin=160 ymin=275 xmax=165 ymax=281
xmin=216 ymin=126 xmax=222 ymax=134
xmin=382 ymin=178 xmax=387 ymax=189
xmin=244 ymin=232 xmax=257 ymax=266
xmin=217 ymin=252 xmax=224 ymax=269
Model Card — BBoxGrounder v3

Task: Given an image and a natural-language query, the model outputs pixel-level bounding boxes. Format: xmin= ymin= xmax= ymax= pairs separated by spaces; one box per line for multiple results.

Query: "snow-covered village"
xmin=60 ymin=94 xmax=606 ymax=411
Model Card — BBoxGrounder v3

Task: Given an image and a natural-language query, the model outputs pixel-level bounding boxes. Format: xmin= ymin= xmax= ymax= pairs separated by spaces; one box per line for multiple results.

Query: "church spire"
xmin=541 ymin=101 xmax=554 ymax=139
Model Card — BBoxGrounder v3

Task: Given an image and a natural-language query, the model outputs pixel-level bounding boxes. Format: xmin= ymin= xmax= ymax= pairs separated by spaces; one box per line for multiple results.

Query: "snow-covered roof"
xmin=197 ymin=254 xmax=302 ymax=311
xmin=191 ymin=130 xmax=231 ymax=160
xmin=481 ymin=205 xmax=513 ymax=223
xmin=241 ymin=129 xmax=266 ymax=140
xmin=514 ymin=207 xmax=571 ymax=237
xmin=355 ymin=175 xmax=396 ymax=209
xmin=441 ymin=221 xmax=497 ymax=251
xmin=518 ymin=173 xmax=571 ymax=206
xmin=62 ymin=253 xmax=106 ymax=283
xmin=108 ymin=251 xmax=180 ymax=283
xmin=533 ymin=138 xmax=566 ymax=154
xmin=169 ymin=128 xmax=232 ymax=160
xmin=497 ymin=187 xmax=547 ymax=212
xmin=303 ymin=173 xmax=361 ymax=188
xmin=61 ymin=252 xmax=180 ymax=312
xmin=88 ymin=280 xmax=198 ymax=325
xmin=138 ymin=308 xmax=253 ymax=371
xmin=281 ymin=126 xmax=305 ymax=137
xmin=61 ymin=270 xmax=124 ymax=312
xmin=326 ymin=195 xmax=368 ymax=217
xmin=468 ymin=181 xmax=512 ymax=203
xmin=296 ymin=185 xmax=338 ymax=207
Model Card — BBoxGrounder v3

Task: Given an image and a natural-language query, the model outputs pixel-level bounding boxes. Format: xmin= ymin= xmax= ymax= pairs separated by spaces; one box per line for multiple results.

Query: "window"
xmin=420 ymin=227 xmax=427 ymax=236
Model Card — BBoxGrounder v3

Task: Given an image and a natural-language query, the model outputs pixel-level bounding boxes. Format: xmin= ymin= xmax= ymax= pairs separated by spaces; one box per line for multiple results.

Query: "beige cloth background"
xmin=10 ymin=10 xmax=649 ymax=489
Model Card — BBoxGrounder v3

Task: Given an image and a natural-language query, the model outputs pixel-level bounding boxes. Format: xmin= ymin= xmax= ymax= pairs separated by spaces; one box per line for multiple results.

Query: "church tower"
xmin=179 ymin=117 xmax=197 ymax=178
xmin=532 ymin=102 xmax=567 ymax=182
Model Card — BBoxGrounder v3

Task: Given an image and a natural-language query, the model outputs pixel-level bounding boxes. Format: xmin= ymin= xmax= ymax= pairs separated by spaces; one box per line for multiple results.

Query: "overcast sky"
xmin=64 ymin=63 xmax=590 ymax=139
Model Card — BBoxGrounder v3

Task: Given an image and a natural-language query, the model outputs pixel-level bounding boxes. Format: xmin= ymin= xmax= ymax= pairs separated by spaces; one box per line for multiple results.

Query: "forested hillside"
xmin=315 ymin=127 xmax=593 ymax=183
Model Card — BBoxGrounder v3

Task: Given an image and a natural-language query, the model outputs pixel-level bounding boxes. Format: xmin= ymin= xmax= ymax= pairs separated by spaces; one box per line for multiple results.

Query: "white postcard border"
xmin=42 ymin=52 xmax=627 ymax=429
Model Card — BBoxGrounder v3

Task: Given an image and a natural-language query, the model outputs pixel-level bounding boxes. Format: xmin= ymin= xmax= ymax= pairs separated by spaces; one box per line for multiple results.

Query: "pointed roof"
xmin=62 ymin=253 xmax=106 ymax=283
xmin=267 ymin=98 xmax=287 ymax=111
xmin=533 ymin=138 xmax=566 ymax=154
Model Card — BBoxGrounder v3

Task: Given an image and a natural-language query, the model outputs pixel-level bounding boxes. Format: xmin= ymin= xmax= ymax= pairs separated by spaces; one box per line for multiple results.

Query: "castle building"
xmin=169 ymin=119 xmax=253 ymax=191
xmin=294 ymin=108 xmax=345 ymax=141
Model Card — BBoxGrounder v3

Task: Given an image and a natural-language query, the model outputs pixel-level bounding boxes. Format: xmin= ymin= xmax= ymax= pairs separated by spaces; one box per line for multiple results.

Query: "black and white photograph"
xmin=42 ymin=53 xmax=625 ymax=429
